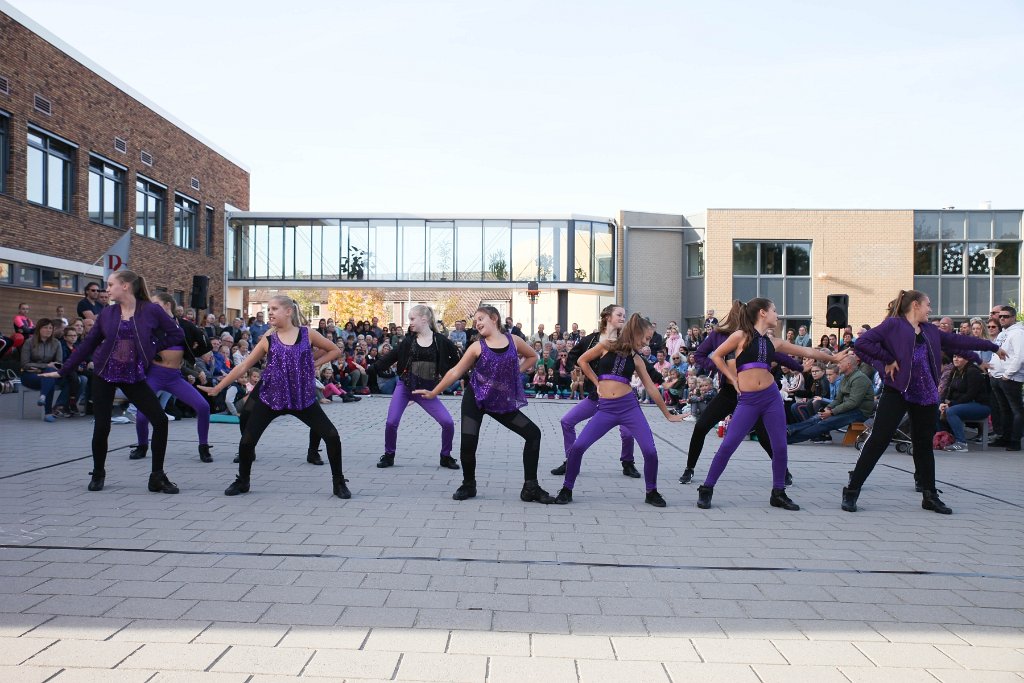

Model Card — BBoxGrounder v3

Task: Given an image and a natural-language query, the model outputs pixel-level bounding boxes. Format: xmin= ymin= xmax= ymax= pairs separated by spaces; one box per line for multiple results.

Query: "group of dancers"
xmin=45 ymin=270 xmax=1005 ymax=515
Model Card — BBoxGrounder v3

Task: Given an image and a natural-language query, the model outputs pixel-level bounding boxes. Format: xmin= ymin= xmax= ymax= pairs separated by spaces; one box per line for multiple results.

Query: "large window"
xmin=592 ymin=222 xmax=614 ymax=284
xmin=27 ymin=128 xmax=74 ymax=211
xmin=914 ymin=210 xmax=1021 ymax=316
xmin=732 ymin=241 xmax=812 ymax=324
xmin=174 ymin=195 xmax=198 ymax=250
xmin=88 ymin=156 xmax=125 ymax=227
xmin=205 ymin=207 xmax=215 ymax=257
xmin=135 ymin=176 xmax=165 ymax=240
xmin=687 ymin=243 xmax=704 ymax=277
xmin=574 ymin=221 xmax=592 ymax=282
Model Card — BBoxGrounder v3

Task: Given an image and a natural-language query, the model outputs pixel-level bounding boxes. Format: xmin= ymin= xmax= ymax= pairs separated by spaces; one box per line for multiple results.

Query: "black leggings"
xmin=686 ymin=382 xmax=777 ymax=470
xmin=460 ymin=384 xmax=541 ymax=484
xmin=849 ymin=388 xmax=937 ymax=492
xmin=92 ymin=377 xmax=168 ymax=474
xmin=237 ymin=387 xmax=343 ymax=481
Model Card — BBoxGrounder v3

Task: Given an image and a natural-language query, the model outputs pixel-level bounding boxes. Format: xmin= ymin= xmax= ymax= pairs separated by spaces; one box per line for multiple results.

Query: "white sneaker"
xmin=165 ymin=413 xmax=176 ymax=421
xmin=945 ymin=442 xmax=968 ymax=452
xmin=111 ymin=416 xmax=130 ymax=425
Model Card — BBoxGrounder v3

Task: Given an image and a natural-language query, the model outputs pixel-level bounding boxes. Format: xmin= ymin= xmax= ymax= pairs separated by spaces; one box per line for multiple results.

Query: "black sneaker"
xmin=645 ymin=490 xmax=667 ymax=507
xmin=377 ymin=452 xmax=395 ymax=468
xmin=87 ymin=470 xmax=105 ymax=492
xmin=333 ymin=477 xmax=351 ymax=499
xmin=307 ymin=449 xmax=325 ymax=466
xmin=622 ymin=461 xmax=641 ymax=478
xmin=696 ymin=484 xmax=714 ymax=509
xmin=439 ymin=455 xmax=460 ymax=470
xmin=148 ymin=471 xmax=180 ymax=495
xmin=453 ymin=483 xmax=477 ymax=500
xmin=129 ymin=444 xmax=148 ymax=460
xmin=520 ymin=480 xmax=555 ymax=504
xmin=198 ymin=445 xmax=213 ymax=463
xmin=679 ymin=468 xmax=694 ymax=485
xmin=553 ymin=487 xmax=573 ymax=505
xmin=769 ymin=487 xmax=799 ymax=511
xmin=225 ymin=477 xmax=250 ymax=496
xmin=550 ymin=460 xmax=567 ymax=476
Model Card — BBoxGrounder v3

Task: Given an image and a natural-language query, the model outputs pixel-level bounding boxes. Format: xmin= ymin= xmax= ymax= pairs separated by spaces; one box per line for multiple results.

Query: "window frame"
xmin=0 ymin=111 xmax=9 ymax=195
xmin=731 ymin=240 xmax=812 ymax=318
xmin=26 ymin=124 xmax=76 ymax=212
xmin=205 ymin=206 xmax=215 ymax=257
xmin=173 ymin=193 xmax=199 ymax=250
xmin=87 ymin=154 xmax=126 ymax=227
xmin=135 ymin=175 xmax=166 ymax=241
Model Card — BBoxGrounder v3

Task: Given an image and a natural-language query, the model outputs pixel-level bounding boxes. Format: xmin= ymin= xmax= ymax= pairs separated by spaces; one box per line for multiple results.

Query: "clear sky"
xmin=9 ymin=0 xmax=1024 ymax=216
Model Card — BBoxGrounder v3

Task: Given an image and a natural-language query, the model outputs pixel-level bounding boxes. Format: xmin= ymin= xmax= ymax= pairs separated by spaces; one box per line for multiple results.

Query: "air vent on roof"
xmin=190 ymin=177 xmax=200 ymax=191
xmin=140 ymin=150 xmax=153 ymax=166
xmin=0 ymin=76 xmax=9 ymax=95
xmin=34 ymin=94 xmax=51 ymax=115
xmin=114 ymin=137 xmax=127 ymax=154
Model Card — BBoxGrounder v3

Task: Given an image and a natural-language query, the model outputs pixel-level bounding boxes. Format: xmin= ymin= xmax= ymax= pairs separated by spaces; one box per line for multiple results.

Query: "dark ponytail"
xmin=610 ymin=313 xmax=653 ymax=355
xmin=738 ymin=297 xmax=773 ymax=343
xmin=715 ymin=300 xmax=745 ymax=334
xmin=113 ymin=270 xmax=151 ymax=302
xmin=887 ymin=289 xmax=926 ymax=318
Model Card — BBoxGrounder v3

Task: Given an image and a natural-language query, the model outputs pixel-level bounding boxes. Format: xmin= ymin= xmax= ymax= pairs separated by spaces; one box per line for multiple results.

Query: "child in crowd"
xmin=532 ymin=366 xmax=555 ymax=398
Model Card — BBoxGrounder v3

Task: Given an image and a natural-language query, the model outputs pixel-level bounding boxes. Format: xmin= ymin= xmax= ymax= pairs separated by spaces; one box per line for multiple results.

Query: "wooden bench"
xmin=842 ymin=422 xmax=867 ymax=446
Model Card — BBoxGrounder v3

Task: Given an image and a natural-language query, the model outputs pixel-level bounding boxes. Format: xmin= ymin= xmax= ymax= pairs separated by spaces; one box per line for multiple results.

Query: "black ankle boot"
xmin=307 ymin=449 xmax=324 ymax=466
xmin=377 ymin=452 xmax=395 ymax=468
xmin=922 ymin=489 xmax=952 ymax=514
xmin=622 ymin=461 xmax=641 ymax=478
xmin=550 ymin=460 xmax=567 ymax=476
xmin=679 ymin=468 xmax=694 ymax=485
xmin=198 ymin=445 xmax=213 ymax=463
xmin=553 ymin=487 xmax=573 ymax=504
xmin=225 ymin=477 xmax=250 ymax=496
xmin=841 ymin=486 xmax=860 ymax=512
xmin=453 ymin=482 xmax=477 ymax=500
xmin=645 ymin=490 xmax=667 ymax=507
xmin=770 ymin=487 xmax=800 ymax=511
xmin=696 ymin=484 xmax=713 ymax=509
xmin=88 ymin=470 xmax=105 ymax=491
xmin=129 ymin=444 xmax=147 ymax=460
xmin=333 ymin=476 xmax=351 ymax=499
xmin=439 ymin=455 xmax=460 ymax=470
xmin=520 ymin=480 xmax=555 ymax=504
xmin=148 ymin=471 xmax=180 ymax=494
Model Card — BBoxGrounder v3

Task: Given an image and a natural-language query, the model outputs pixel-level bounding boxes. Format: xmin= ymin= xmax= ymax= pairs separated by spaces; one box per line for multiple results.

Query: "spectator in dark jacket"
xmin=940 ymin=355 xmax=990 ymax=451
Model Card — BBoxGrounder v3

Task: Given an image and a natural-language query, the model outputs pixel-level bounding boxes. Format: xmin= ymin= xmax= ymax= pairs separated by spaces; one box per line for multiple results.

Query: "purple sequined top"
xmin=260 ymin=327 xmax=316 ymax=411
xmin=905 ymin=334 xmax=939 ymax=405
xmin=470 ymin=332 xmax=527 ymax=413
xmin=99 ymin=319 xmax=146 ymax=384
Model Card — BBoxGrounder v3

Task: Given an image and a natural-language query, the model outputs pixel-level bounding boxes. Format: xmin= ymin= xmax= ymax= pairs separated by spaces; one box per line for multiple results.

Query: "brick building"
xmin=0 ymin=1 xmax=249 ymax=331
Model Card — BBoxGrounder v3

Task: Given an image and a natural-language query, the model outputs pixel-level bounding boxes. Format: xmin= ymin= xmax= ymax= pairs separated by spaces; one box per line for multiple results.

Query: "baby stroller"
xmin=855 ymin=413 xmax=914 ymax=455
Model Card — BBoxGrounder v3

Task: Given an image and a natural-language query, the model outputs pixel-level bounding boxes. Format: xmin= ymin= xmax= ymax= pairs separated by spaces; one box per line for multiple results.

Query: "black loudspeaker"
xmin=189 ymin=275 xmax=209 ymax=311
xmin=826 ymin=294 xmax=849 ymax=329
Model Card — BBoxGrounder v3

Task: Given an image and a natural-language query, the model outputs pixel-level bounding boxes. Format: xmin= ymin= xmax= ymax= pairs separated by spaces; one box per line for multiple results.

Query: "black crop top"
xmin=595 ymin=350 xmax=636 ymax=384
xmin=735 ymin=331 xmax=776 ymax=372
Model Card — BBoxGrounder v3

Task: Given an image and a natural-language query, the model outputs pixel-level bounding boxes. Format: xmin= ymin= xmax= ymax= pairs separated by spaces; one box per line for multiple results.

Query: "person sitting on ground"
xmin=569 ymin=366 xmax=584 ymax=399
xmin=940 ymin=354 xmax=991 ymax=452
xmin=787 ymin=354 xmax=874 ymax=445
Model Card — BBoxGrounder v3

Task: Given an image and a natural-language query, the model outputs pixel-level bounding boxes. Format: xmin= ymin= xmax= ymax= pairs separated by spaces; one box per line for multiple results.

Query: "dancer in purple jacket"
xmin=843 ymin=289 xmax=1003 ymax=514
xmin=44 ymin=270 xmax=184 ymax=494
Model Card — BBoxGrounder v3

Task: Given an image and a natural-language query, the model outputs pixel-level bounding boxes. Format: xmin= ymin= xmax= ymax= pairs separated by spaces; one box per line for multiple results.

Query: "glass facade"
xmin=27 ymin=128 xmax=73 ymax=211
xmin=913 ymin=210 xmax=1022 ymax=317
xmin=227 ymin=216 xmax=614 ymax=285
xmin=88 ymin=156 xmax=125 ymax=227
xmin=732 ymin=240 xmax=812 ymax=330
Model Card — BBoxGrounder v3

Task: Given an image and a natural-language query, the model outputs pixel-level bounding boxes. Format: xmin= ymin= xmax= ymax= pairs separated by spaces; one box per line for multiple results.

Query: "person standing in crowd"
xmin=531 ymin=323 xmax=548 ymax=345
xmin=648 ymin=322 xmax=664 ymax=354
xmin=697 ymin=298 xmax=843 ymax=511
xmin=679 ymin=301 xmax=802 ymax=486
xmin=20 ymin=318 xmax=62 ymax=422
xmin=703 ymin=309 xmax=718 ymax=333
xmin=200 ymin=295 xmax=350 ymax=499
xmin=988 ymin=305 xmax=1024 ymax=451
xmin=42 ymin=270 xmax=183 ymax=493
xmin=373 ymin=305 xmax=461 ymax=469
xmin=248 ymin=310 xmax=270 ymax=344
xmin=794 ymin=325 xmax=813 ymax=347
xmin=414 ymin=305 xmax=555 ymax=504
xmin=844 ymin=290 xmax=1003 ymax=514
xmin=567 ymin=323 xmax=582 ymax=344
xmin=551 ymin=305 xmax=642 ymax=479
xmin=556 ymin=314 xmax=682 ymax=507
xmin=77 ymin=283 xmax=105 ymax=321
xmin=448 ymin=319 xmax=468 ymax=349
xmin=129 ymin=293 xmax=214 ymax=464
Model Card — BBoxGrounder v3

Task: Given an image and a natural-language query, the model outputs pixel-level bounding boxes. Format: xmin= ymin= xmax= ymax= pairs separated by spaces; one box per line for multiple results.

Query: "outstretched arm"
xmin=635 ymin=359 xmax=681 ymax=422
xmin=413 ymin=342 xmax=482 ymax=399
xmin=201 ymin=338 xmax=269 ymax=395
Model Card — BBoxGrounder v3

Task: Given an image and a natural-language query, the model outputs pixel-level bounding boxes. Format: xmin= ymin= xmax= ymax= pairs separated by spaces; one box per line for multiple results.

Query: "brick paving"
xmin=1 ymin=394 xmax=1022 ymax=681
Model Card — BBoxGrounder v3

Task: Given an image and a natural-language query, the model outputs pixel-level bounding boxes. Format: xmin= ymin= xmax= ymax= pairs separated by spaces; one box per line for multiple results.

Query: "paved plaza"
xmin=0 ymin=394 xmax=1022 ymax=682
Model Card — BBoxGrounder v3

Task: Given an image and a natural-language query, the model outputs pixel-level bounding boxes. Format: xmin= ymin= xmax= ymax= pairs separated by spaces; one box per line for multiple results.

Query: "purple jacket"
xmin=61 ymin=301 xmax=184 ymax=380
xmin=694 ymin=329 xmax=802 ymax=374
xmin=854 ymin=317 xmax=998 ymax=394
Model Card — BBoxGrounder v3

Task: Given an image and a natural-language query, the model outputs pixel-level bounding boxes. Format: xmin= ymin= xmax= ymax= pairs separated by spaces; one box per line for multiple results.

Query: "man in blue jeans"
xmin=787 ymin=354 xmax=875 ymax=444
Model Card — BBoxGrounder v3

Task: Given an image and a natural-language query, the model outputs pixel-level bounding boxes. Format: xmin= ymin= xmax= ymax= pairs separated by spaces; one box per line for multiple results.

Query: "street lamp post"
xmin=980 ymin=248 xmax=1003 ymax=312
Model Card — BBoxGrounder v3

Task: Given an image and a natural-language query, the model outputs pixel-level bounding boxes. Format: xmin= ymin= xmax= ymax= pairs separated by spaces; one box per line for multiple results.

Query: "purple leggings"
xmin=564 ymin=393 xmax=658 ymax=492
xmin=136 ymin=365 xmax=211 ymax=446
xmin=561 ymin=396 xmax=635 ymax=462
xmin=704 ymin=385 xmax=787 ymax=489
xmin=384 ymin=379 xmax=455 ymax=456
